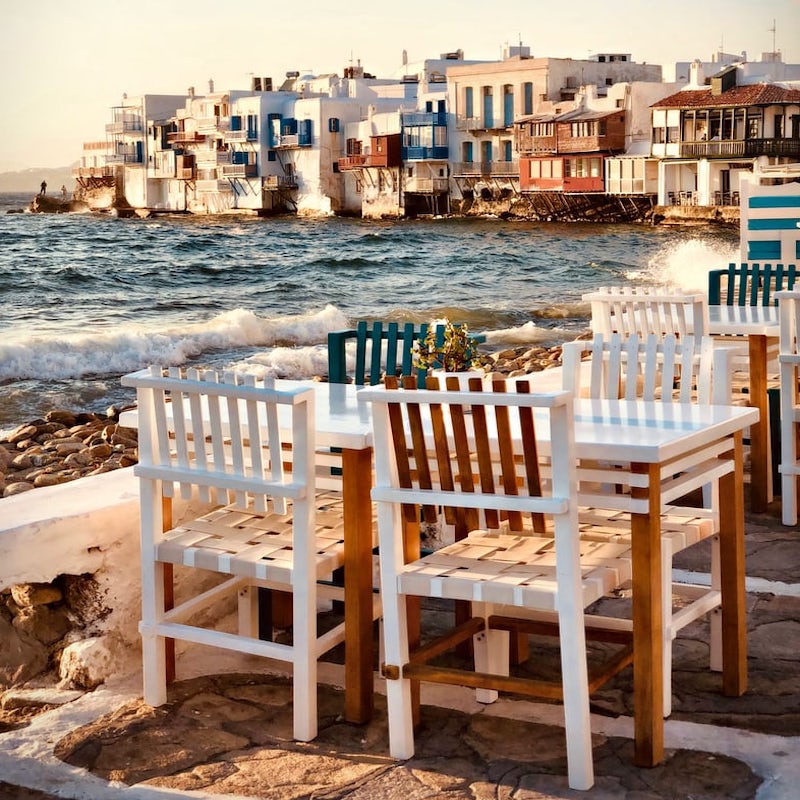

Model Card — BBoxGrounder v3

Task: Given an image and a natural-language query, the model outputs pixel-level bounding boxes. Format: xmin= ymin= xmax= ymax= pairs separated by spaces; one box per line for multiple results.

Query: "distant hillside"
xmin=0 ymin=166 xmax=76 ymax=193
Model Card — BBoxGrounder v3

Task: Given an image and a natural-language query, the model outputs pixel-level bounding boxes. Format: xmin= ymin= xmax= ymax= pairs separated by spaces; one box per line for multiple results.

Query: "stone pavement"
xmin=0 ymin=496 xmax=798 ymax=800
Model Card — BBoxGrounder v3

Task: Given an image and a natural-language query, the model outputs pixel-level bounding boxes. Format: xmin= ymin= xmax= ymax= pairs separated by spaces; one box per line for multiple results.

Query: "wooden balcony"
xmin=338 ymin=154 xmax=368 ymax=170
xmin=167 ymin=131 xmax=205 ymax=144
xmin=221 ymin=163 xmax=258 ymax=178
xmin=679 ymin=138 xmax=800 ymax=159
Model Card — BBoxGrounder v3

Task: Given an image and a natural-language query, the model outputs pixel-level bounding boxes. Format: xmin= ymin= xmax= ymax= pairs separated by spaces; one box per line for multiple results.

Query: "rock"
xmin=45 ymin=410 xmax=77 ymax=426
xmin=12 ymin=605 xmax=72 ymax=646
xmin=59 ymin=636 xmax=114 ymax=689
xmin=11 ymin=583 xmax=63 ymax=607
xmin=1 ymin=686 xmax=84 ymax=710
xmin=7 ymin=425 xmax=39 ymax=445
xmin=3 ymin=481 xmax=35 ymax=497
xmin=0 ymin=614 xmax=49 ymax=685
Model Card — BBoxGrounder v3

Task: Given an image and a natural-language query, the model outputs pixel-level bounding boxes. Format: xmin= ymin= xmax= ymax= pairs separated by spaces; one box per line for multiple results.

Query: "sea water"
xmin=0 ymin=192 xmax=739 ymax=431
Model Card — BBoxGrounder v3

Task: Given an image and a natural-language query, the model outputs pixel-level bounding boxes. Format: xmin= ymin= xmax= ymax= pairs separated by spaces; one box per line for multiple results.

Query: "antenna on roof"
xmin=769 ymin=18 xmax=777 ymax=53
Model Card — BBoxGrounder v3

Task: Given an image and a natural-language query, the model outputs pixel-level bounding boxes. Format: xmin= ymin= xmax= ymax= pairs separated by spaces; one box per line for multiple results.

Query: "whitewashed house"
xmin=651 ymin=61 xmax=800 ymax=208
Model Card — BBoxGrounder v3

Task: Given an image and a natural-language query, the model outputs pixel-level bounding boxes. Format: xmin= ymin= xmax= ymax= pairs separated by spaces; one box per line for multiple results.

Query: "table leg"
xmin=719 ymin=432 xmax=748 ymax=696
xmin=748 ymin=335 xmax=772 ymax=512
xmin=343 ymin=446 xmax=375 ymax=724
xmin=630 ymin=462 xmax=664 ymax=768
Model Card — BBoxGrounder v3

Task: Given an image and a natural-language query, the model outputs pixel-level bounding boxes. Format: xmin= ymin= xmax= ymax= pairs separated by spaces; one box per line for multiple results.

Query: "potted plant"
xmin=413 ymin=318 xmax=485 ymax=389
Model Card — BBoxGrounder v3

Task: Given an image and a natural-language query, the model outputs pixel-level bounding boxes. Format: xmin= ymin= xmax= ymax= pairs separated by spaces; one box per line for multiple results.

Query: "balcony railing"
xmin=72 ymin=165 xmax=115 ymax=178
xmin=338 ymin=154 xmax=368 ymax=170
xmin=105 ymin=154 xmax=143 ymax=165
xmin=677 ymin=137 xmax=800 ymax=159
xmin=106 ymin=120 xmax=143 ymax=134
xmin=195 ymin=150 xmax=232 ymax=167
xmin=196 ymin=179 xmax=231 ymax=193
xmin=404 ymin=177 xmax=450 ymax=193
xmin=263 ymin=174 xmax=297 ymax=189
xmin=744 ymin=138 xmax=800 ymax=158
xmin=489 ymin=162 xmax=519 ymax=177
xmin=451 ymin=161 xmax=518 ymax=177
xmin=451 ymin=161 xmax=490 ymax=176
xmin=401 ymin=111 xmax=447 ymax=127
xmin=224 ymin=129 xmax=258 ymax=142
xmin=167 ymin=131 xmax=205 ymax=144
xmin=402 ymin=146 xmax=449 ymax=161
xmin=455 ymin=117 xmax=486 ymax=132
xmin=221 ymin=163 xmax=258 ymax=178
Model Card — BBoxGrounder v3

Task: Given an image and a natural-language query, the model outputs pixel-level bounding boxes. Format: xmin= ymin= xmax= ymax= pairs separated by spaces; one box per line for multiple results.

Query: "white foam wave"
xmin=482 ymin=321 xmax=578 ymax=346
xmin=226 ymin=345 xmax=331 ymax=380
xmin=0 ymin=306 xmax=349 ymax=382
xmin=625 ymin=238 xmax=739 ymax=292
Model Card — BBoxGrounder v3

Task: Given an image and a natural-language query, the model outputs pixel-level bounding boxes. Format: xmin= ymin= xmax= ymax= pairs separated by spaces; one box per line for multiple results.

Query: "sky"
xmin=1 ymin=0 xmax=798 ymax=171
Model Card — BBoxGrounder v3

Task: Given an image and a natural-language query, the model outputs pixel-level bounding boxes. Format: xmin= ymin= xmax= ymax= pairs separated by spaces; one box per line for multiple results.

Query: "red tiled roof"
xmin=652 ymin=83 xmax=800 ymax=109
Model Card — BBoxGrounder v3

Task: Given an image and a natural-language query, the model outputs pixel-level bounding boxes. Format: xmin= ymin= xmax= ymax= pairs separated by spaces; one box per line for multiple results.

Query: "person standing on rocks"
xmin=40 ymin=180 xmax=47 ymax=196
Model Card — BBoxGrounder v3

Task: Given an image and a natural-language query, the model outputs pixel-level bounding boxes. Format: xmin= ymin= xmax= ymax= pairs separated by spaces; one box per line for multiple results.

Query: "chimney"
xmin=208 ymin=78 xmax=214 ymax=93
xmin=188 ymin=86 xmax=195 ymax=98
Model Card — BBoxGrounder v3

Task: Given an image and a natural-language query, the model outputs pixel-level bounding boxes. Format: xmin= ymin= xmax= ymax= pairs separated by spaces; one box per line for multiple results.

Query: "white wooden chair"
xmin=583 ymin=285 xmax=708 ymax=340
xmin=561 ymin=332 xmax=736 ymax=716
xmin=777 ymin=290 xmax=800 ymax=525
xmin=129 ymin=365 xmax=355 ymax=742
xmin=363 ymin=377 xmax=634 ymax=791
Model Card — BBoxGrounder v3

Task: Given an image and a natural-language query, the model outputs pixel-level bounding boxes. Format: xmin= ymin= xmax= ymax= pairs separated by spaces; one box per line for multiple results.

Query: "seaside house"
xmin=445 ymin=46 xmax=662 ymax=210
xmin=337 ymin=52 xmax=470 ymax=218
xmin=74 ymin=93 xmax=188 ymax=212
xmin=650 ymin=59 xmax=800 ymax=208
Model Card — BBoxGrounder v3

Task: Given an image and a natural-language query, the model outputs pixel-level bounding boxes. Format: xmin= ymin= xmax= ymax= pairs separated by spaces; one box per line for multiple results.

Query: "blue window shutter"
xmin=465 ymin=87 xmax=473 ymax=118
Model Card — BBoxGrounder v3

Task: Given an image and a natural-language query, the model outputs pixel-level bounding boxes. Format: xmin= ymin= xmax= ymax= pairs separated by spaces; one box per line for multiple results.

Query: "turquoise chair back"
xmin=708 ymin=262 xmax=797 ymax=306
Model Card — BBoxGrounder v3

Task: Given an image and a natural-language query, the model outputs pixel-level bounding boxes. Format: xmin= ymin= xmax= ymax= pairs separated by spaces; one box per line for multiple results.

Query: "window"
xmin=503 ymin=140 xmax=512 ymax=161
xmin=481 ymin=140 xmax=492 ymax=163
xmin=408 ymin=168 xmax=413 ymax=177
xmin=482 ymin=86 xmax=493 ymax=128
xmin=464 ymin=86 xmax=474 ymax=118
xmin=503 ymin=84 xmax=514 ymax=127
xmin=775 ymin=114 xmax=785 ymax=138
xmin=523 ymin=82 xmax=533 ymax=115
xmin=462 ymin=141 xmax=473 ymax=162
xmin=667 ymin=126 xmax=679 ymax=143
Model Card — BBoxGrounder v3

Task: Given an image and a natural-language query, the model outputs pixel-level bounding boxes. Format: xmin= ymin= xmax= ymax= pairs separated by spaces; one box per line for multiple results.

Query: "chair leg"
xmin=709 ymin=535 xmax=723 ymax=672
xmin=473 ymin=621 xmax=508 ymax=705
xmin=141 ymin=560 xmax=168 ymax=707
xmin=292 ymin=580 xmax=317 ymax=742
xmin=557 ymin=607 xmax=594 ymax=790
xmin=662 ymin=538 xmax=674 ymax=718
xmin=238 ymin=585 xmax=259 ymax=638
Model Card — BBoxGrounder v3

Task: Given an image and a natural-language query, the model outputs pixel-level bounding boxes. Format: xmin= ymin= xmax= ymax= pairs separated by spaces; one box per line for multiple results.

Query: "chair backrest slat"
xmin=562 ymin=332 xmax=731 ymax=406
xmin=708 ymin=262 xmax=798 ymax=307
xmin=328 ymin=320 xmax=486 ymax=386
xmin=128 ymin=366 xmax=314 ymax=513
xmin=584 ymin=285 xmax=707 ymax=340
xmin=369 ymin=381 xmax=574 ymax=539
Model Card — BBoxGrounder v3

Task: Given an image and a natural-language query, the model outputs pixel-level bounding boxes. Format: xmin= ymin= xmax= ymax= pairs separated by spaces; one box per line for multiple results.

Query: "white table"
xmin=707 ymin=305 xmax=780 ymax=512
xmin=121 ymin=378 xmax=757 ymax=768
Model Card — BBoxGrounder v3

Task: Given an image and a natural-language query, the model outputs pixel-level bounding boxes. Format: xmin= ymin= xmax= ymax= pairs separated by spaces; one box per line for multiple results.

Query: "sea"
xmin=0 ymin=191 xmax=740 ymax=435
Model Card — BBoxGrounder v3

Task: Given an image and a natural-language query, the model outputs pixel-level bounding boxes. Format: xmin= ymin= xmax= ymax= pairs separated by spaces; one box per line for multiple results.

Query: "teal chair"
xmin=327 ymin=320 xmax=486 ymax=386
xmin=708 ymin=262 xmax=797 ymax=306
xmin=708 ymin=262 xmax=796 ymax=494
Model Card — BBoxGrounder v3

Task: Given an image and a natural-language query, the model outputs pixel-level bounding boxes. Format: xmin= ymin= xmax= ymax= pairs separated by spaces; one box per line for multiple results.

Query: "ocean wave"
xmin=482 ymin=321 xmax=581 ymax=347
xmin=0 ymin=306 xmax=349 ymax=382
